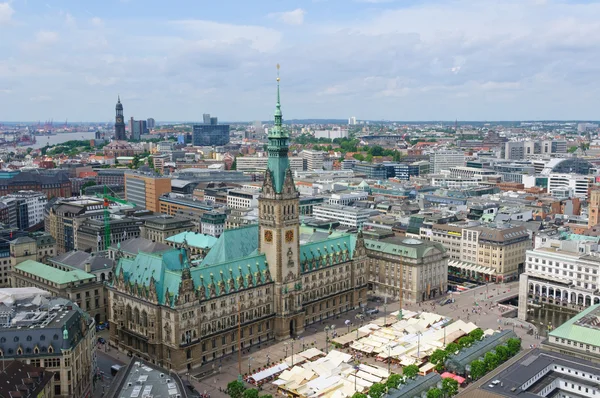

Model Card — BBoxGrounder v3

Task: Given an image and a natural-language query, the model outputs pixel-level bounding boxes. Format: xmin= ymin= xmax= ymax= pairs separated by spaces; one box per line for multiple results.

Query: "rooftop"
xmin=0 ymin=360 xmax=54 ymax=398
xmin=15 ymin=260 xmax=96 ymax=285
xmin=549 ymin=303 xmax=600 ymax=347
xmin=106 ymin=359 xmax=188 ymax=398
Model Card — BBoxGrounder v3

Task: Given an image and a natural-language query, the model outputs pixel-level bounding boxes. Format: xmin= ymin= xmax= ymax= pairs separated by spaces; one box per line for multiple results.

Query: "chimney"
xmin=84 ymin=262 xmax=91 ymax=273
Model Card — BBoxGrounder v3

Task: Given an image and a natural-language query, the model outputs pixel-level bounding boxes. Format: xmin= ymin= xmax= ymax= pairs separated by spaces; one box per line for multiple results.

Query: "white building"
xmin=299 ymin=150 xmax=325 ymax=171
xmin=518 ymin=241 xmax=600 ymax=321
xmin=0 ymin=191 xmax=47 ymax=229
xmin=328 ymin=191 xmax=369 ymax=206
xmin=430 ymin=150 xmax=465 ymax=174
xmin=449 ymin=167 xmax=498 ymax=180
xmin=314 ymin=127 xmax=348 ymax=140
xmin=348 ymin=116 xmax=357 ymax=125
xmin=226 ymin=190 xmax=260 ymax=210
xmin=313 ymin=204 xmax=379 ymax=228
xmin=237 ymin=156 xmax=303 ymax=172
xmin=547 ymin=174 xmax=593 ymax=199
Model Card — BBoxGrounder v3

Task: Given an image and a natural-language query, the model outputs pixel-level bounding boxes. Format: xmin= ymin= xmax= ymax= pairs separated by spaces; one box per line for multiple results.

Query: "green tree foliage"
xmin=402 ymin=364 xmax=419 ymax=379
xmin=458 ymin=336 xmax=474 ymax=348
xmin=445 ymin=343 xmax=460 ymax=354
xmin=231 ymin=158 xmax=237 ymax=170
xmin=243 ymin=389 xmax=259 ymax=398
xmin=386 ymin=374 xmax=403 ymax=389
xmin=148 ymin=157 xmax=154 ymax=169
xmin=484 ymin=352 xmax=500 ymax=372
xmin=226 ymin=380 xmax=246 ymax=398
xmin=426 ymin=388 xmax=443 ymax=398
xmin=442 ymin=378 xmax=459 ymax=397
xmin=506 ymin=338 xmax=522 ymax=356
xmin=351 ymin=393 xmax=367 ymax=398
xmin=352 ymin=153 xmax=365 ymax=161
xmin=568 ymin=146 xmax=578 ymax=153
xmin=470 ymin=360 xmax=487 ymax=380
xmin=495 ymin=345 xmax=510 ymax=362
xmin=429 ymin=349 xmax=449 ymax=365
xmin=368 ymin=383 xmax=387 ymax=398
xmin=469 ymin=328 xmax=484 ymax=341
xmin=260 ymin=395 xmax=273 ymax=398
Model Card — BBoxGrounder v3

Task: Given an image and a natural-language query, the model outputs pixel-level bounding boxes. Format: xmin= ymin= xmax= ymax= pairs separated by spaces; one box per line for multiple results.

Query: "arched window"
xmin=101 ymin=273 xmax=106 ymax=281
xmin=48 ymin=345 xmax=54 ymax=354
xmin=16 ymin=347 xmax=22 ymax=355
xmin=134 ymin=308 xmax=140 ymax=324
xmin=141 ymin=311 xmax=148 ymax=328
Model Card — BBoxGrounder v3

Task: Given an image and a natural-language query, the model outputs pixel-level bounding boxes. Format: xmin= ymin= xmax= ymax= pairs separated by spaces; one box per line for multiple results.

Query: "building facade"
xmin=114 ymin=96 xmax=127 ymax=140
xmin=430 ymin=150 xmax=465 ymax=174
xmin=192 ymin=124 xmax=230 ymax=146
xmin=124 ymin=171 xmax=172 ymax=212
xmin=140 ymin=216 xmax=195 ymax=243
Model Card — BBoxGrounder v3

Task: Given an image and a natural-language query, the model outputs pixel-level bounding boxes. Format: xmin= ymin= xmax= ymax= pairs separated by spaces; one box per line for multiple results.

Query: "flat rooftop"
xmin=109 ymin=360 xmax=188 ymax=398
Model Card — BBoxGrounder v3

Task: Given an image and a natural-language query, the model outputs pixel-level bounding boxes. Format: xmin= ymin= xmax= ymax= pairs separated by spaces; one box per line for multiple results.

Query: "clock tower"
xmin=258 ymin=66 xmax=304 ymax=339
xmin=114 ymin=96 xmax=127 ymax=140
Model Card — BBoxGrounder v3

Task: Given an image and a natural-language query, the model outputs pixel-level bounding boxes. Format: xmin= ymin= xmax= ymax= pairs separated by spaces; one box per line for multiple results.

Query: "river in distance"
xmin=32 ymin=132 xmax=97 ymax=149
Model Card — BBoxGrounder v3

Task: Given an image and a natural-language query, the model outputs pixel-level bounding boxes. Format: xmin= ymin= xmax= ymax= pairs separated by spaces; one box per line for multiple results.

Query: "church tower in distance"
xmin=258 ymin=65 xmax=304 ymax=340
xmin=114 ymin=96 xmax=126 ymax=140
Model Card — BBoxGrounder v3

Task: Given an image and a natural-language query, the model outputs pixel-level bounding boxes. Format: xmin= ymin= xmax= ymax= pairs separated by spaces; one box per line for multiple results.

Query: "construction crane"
xmin=96 ymin=185 xmax=136 ymax=250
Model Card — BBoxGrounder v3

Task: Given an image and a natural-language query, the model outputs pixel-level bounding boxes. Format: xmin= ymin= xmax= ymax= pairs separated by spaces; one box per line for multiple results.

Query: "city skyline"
xmin=1 ymin=0 xmax=600 ymax=122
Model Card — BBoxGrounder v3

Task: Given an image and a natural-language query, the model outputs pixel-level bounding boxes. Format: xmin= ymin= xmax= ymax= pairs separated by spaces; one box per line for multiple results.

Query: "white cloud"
xmin=35 ymin=31 xmax=59 ymax=45
xmin=0 ymin=2 xmax=14 ymax=25
xmin=268 ymin=9 xmax=306 ymax=26
xmin=91 ymin=17 xmax=103 ymax=27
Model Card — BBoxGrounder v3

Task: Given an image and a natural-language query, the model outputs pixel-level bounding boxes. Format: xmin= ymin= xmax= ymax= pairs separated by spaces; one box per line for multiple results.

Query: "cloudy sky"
xmin=1 ymin=0 xmax=600 ymax=122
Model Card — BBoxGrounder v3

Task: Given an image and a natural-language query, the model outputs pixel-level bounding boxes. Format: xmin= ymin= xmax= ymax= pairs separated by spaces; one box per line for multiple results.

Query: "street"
xmin=92 ymin=330 xmax=128 ymax=398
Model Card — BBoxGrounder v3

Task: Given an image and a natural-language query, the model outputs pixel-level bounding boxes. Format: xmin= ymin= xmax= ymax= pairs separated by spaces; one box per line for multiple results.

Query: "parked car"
xmin=97 ymin=337 xmax=106 ymax=344
xmin=366 ymin=308 xmax=379 ymax=315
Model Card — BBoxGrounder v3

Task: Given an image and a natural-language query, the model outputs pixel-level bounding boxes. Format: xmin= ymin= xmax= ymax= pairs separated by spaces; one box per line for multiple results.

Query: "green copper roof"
xmin=114 ymin=247 xmax=271 ymax=307
xmin=549 ymin=304 xmax=600 ymax=346
xmin=200 ymin=225 xmax=259 ymax=266
xmin=167 ymin=231 xmax=218 ymax=249
xmin=266 ymin=76 xmax=290 ymax=193
xmin=16 ymin=260 xmax=95 ymax=285
xmin=300 ymin=233 xmax=357 ymax=272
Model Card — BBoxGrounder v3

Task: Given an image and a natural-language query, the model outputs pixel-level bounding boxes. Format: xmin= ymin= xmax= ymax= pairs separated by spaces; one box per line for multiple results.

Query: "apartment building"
xmin=0 ymin=288 xmax=96 ymax=398
xmin=365 ymin=233 xmax=448 ymax=303
xmin=0 ymin=191 xmax=47 ymax=230
xmin=124 ymin=171 xmax=171 ymax=212
xmin=313 ymin=204 xmax=379 ymax=228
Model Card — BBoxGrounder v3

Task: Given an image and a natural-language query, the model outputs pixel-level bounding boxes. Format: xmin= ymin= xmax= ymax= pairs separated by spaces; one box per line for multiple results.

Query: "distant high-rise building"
xmin=253 ymin=120 xmax=263 ymax=133
xmin=114 ymin=96 xmax=127 ymax=140
xmin=128 ymin=118 xmax=148 ymax=140
xmin=147 ymin=117 xmax=156 ymax=130
xmin=430 ymin=150 xmax=465 ymax=173
xmin=348 ymin=116 xmax=357 ymax=125
xmin=192 ymin=115 xmax=230 ymax=146
xmin=203 ymin=113 xmax=211 ymax=124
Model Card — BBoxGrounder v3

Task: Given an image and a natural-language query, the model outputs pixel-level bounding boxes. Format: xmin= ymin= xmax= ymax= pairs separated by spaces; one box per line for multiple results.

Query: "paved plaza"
xmin=98 ymin=281 xmax=544 ymax=398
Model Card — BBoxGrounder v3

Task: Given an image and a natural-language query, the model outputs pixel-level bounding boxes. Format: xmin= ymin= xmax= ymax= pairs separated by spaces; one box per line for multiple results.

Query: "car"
xmin=366 ymin=308 xmax=379 ymax=315
xmin=97 ymin=337 xmax=106 ymax=344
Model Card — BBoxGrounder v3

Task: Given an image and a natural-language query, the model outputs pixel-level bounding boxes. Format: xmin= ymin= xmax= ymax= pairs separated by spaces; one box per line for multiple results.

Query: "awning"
xmin=441 ymin=372 xmax=466 ymax=384
xmin=449 ymin=260 xmax=496 ymax=276
xmin=250 ymin=363 xmax=289 ymax=382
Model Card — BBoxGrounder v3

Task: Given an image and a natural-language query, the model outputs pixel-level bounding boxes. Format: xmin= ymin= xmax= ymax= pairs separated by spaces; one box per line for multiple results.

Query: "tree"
xmin=429 ymin=349 xmax=449 ymax=365
xmin=226 ymin=380 xmax=246 ymax=398
xmin=402 ymin=364 xmax=419 ymax=380
xmin=260 ymin=395 xmax=273 ymax=398
xmin=470 ymin=360 xmax=487 ymax=380
xmin=495 ymin=345 xmax=510 ymax=362
xmin=442 ymin=378 xmax=459 ymax=397
xmin=506 ymin=338 xmax=522 ymax=356
xmin=369 ymin=383 xmax=386 ymax=398
xmin=458 ymin=336 xmax=474 ymax=348
xmin=353 ymin=153 xmax=365 ymax=161
xmin=351 ymin=393 xmax=367 ymax=398
xmin=426 ymin=388 xmax=443 ymax=398
xmin=386 ymin=374 xmax=403 ymax=389
xmin=148 ymin=157 xmax=154 ymax=169
xmin=243 ymin=389 xmax=259 ymax=398
xmin=484 ymin=352 xmax=500 ymax=372
xmin=445 ymin=343 xmax=459 ymax=355
xmin=231 ymin=158 xmax=237 ymax=170
xmin=469 ymin=328 xmax=484 ymax=341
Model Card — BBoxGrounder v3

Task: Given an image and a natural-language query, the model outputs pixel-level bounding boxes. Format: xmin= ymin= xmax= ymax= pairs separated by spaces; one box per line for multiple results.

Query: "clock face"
xmin=116 ymin=117 xmax=123 ymax=123
xmin=285 ymin=230 xmax=294 ymax=243
xmin=264 ymin=230 xmax=273 ymax=243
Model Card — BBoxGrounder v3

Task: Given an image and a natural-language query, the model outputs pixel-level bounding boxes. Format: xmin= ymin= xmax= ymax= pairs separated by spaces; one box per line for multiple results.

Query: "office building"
xmin=75 ymin=217 xmax=142 ymax=252
xmin=192 ymin=116 xmax=230 ymax=146
xmin=129 ymin=118 xmax=148 ymax=140
xmin=429 ymin=150 xmax=465 ymax=174
xmin=366 ymin=233 xmax=449 ymax=303
xmin=147 ymin=117 xmax=155 ymax=130
xmin=12 ymin=259 xmax=106 ymax=323
xmin=353 ymin=163 xmax=388 ymax=180
xmin=158 ymin=194 xmax=214 ymax=217
xmin=124 ymin=170 xmax=171 ymax=212
xmin=114 ymin=96 xmax=126 ymax=140
xmin=200 ymin=211 xmax=227 ymax=237
xmin=0 ymin=288 xmax=96 ymax=398
xmin=0 ymin=191 xmax=47 ymax=230
xmin=140 ymin=215 xmax=195 ymax=243
xmin=226 ymin=189 xmax=259 ymax=210
xmin=299 ymin=150 xmax=325 ymax=171
xmin=546 ymin=173 xmax=593 ymax=199
xmin=0 ymin=170 xmax=71 ymax=199
xmin=348 ymin=116 xmax=357 ymax=125
xmin=313 ymin=204 xmax=379 ymax=228
xmin=96 ymin=169 xmax=126 ymax=186
xmin=9 ymin=232 xmax=56 ymax=277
